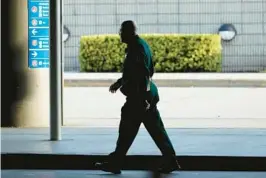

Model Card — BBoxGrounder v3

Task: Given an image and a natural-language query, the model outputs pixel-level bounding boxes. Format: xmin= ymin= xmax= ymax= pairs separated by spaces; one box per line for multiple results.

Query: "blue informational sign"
xmin=28 ymin=0 xmax=50 ymax=68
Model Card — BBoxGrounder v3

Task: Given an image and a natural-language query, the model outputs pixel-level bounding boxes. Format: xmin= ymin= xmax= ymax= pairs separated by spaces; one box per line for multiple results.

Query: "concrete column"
xmin=9 ymin=0 xmax=50 ymax=127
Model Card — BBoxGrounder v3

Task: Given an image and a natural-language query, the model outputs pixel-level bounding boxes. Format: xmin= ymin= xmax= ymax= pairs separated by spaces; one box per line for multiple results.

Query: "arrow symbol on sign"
xmin=32 ymin=51 xmax=38 ymax=57
xmin=32 ymin=29 xmax=38 ymax=35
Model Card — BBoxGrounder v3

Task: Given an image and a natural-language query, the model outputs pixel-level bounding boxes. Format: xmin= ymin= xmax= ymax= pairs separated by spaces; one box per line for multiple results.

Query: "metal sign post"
xmin=28 ymin=0 xmax=62 ymax=140
xmin=49 ymin=0 xmax=62 ymax=141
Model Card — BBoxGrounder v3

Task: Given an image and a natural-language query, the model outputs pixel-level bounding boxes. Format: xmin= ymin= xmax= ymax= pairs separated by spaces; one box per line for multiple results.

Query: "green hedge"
xmin=79 ymin=34 xmax=222 ymax=72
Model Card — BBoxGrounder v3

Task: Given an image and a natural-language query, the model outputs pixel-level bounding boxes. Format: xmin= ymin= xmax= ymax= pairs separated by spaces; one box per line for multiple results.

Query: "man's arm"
xmin=137 ymin=50 xmax=150 ymax=77
xmin=149 ymin=57 xmax=154 ymax=78
xmin=116 ymin=49 xmax=136 ymax=87
xmin=116 ymin=62 xmax=130 ymax=87
xmin=114 ymin=46 xmax=150 ymax=92
xmin=116 ymin=77 xmax=126 ymax=87
xmin=134 ymin=47 xmax=152 ymax=94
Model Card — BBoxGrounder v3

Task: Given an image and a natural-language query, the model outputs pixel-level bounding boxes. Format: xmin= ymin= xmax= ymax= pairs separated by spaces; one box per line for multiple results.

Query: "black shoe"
xmin=157 ymin=159 xmax=181 ymax=174
xmin=94 ymin=162 xmax=121 ymax=174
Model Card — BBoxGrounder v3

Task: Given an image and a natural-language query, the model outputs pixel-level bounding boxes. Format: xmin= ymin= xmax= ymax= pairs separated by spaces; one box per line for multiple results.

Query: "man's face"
xmin=119 ymin=27 xmax=126 ymax=43
xmin=119 ymin=26 xmax=132 ymax=43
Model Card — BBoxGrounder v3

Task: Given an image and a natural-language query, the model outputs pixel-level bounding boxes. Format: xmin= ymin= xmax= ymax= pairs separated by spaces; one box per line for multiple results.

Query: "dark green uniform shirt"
xmin=118 ymin=36 xmax=159 ymax=107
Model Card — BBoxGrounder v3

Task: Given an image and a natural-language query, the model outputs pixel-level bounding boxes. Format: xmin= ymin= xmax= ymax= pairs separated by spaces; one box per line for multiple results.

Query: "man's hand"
xmin=109 ymin=81 xmax=121 ymax=93
xmin=145 ymin=100 xmax=151 ymax=110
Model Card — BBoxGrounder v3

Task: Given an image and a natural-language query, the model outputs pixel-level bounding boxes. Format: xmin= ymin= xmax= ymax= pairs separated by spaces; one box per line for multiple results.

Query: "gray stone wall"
xmin=63 ymin=0 xmax=266 ymax=72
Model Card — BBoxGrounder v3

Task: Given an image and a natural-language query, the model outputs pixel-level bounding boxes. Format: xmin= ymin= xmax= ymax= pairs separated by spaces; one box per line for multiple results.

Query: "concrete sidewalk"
xmin=2 ymin=128 xmax=266 ymax=171
xmin=2 ymin=128 xmax=266 ymax=156
xmin=2 ymin=170 xmax=266 ymax=178
xmin=63 ymin=87 xmax=266 ymax=127
xmin=64 ymin=73 xmax=266 ymax=87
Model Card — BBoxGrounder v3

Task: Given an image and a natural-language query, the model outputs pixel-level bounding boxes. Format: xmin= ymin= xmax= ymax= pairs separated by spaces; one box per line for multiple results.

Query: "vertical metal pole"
xmin=61 ymin=0 xmax=64 ymax=125
xmin=50 ymin=0 xmax=62 ymax=140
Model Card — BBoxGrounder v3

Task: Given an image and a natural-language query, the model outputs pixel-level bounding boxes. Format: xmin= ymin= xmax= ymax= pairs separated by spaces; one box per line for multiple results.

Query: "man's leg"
xmin=111 ymin=100 xmax=142 ymax=160
xmin=95 ymin=99 xmax=142 ymax=173
xmin=143 ymin=106 xmax=181 ymax=173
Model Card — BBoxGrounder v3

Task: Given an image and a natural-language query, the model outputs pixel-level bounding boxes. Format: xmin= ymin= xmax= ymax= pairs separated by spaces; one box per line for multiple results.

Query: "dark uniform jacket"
xmin=117 ymin=35 xmax=159 ymax=108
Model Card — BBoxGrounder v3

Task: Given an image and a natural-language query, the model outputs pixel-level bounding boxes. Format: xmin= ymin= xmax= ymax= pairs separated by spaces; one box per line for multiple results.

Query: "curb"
xmin=2 ymin=153 xmax=266 ymax=171
xmin=64 ymin=73 xmax=266 ymax=87
xmin=64 ymin=79 xmax=266 ymax=87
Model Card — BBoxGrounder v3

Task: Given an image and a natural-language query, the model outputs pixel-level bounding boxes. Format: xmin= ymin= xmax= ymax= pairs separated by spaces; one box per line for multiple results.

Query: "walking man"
xmin=95 ymin=20 xmax=181 ymax=174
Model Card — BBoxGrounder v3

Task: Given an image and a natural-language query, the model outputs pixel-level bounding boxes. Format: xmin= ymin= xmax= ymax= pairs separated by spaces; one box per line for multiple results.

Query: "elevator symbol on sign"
xmin=32 ymin=60 xmax=38 ymax=67
xmin=32 ymin=19 xmax=38 ymax=26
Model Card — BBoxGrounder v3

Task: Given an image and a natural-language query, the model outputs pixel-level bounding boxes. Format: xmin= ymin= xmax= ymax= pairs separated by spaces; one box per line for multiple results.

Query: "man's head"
xmin=119 ymin=20 xmax=137 ymax=44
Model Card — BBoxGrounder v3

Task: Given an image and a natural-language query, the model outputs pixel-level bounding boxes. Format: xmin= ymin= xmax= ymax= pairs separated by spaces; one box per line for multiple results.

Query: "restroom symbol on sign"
xmin=32 ymin=40 xmax=38 ymax=46
xmin=31 ymin=6 xmax=38 ymax=13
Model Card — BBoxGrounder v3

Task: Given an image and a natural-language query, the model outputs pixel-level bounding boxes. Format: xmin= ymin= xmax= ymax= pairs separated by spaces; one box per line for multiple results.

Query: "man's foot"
xmin=94 ymin=162 xmax=121 ymax=174
xmin=157 ymin=158 xmax=181 ymax=174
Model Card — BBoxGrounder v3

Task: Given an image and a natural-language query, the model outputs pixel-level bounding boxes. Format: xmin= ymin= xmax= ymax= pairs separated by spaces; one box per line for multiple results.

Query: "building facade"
xmin=63 ymin=0 xmax=266 ymax=72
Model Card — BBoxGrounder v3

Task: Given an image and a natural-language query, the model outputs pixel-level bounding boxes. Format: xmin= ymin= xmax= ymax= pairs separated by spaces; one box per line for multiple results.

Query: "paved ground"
xmin=63 ymin=87 xmax=266 ymax=128
xmin=64 ymin=73 xmax=266 ymax=87
xmin=2 ymin=128 xmax=266 ymax=156
xmin=2 ymin=170 xmax=266 ymax=178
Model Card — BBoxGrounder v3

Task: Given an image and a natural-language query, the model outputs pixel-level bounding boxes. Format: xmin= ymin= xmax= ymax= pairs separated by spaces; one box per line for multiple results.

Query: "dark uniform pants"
xmin=109 ymin=97 xmax=176 ymax=166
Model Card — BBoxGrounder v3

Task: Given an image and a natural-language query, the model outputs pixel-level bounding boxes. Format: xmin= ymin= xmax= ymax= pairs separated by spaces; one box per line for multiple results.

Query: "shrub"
xmin=79 ymin=34 xmax=222 ymax=72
